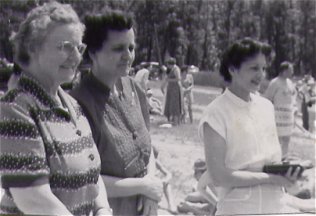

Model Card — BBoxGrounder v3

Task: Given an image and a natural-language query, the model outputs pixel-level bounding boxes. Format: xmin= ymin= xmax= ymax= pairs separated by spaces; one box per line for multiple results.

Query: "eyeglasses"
xmin=57 ymin=41 xmax=87 ymax=55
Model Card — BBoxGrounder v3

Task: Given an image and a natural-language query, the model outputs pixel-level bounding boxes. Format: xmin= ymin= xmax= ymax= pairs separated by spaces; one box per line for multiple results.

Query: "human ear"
xmin=27 ymin=44 xmax=40 ymax=61
xmin=88 ymin=51 xmax=96 ymax=62
xmin=228 ymin=66 xmax=237 ymax=77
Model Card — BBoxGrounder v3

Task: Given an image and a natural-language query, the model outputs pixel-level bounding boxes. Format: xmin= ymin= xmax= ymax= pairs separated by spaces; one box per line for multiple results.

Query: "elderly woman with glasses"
xmin=0 ymin=2 xmax=111 ymax=215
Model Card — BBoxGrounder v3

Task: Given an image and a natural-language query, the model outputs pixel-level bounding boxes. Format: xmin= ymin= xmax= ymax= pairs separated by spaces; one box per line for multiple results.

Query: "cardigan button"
xmin=89 ymin=154 xmax=95 ymax=161
xmin=132 ymin=131 xmax=138 ymax=140
xmin=76 ymin=130 xmax=82 ymax=136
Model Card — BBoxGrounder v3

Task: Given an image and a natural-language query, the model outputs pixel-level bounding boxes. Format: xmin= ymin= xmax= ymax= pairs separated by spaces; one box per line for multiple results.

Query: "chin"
xmin=119 ymin=69 xmax=130 ymax=77
xmin=61 ymin=74 xmax=76 ymax=84
xmin=250 ymin=86 xmax=260 ymax=93
xmin=60 ymin=69 xmax=76 ymax=80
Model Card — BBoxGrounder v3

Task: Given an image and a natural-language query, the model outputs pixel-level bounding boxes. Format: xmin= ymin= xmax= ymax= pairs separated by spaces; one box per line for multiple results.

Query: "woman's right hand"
xmin=269 ymin=166 xmax=301 ymax=188
xmin=140 ymin=175 xmax=163 ymax=201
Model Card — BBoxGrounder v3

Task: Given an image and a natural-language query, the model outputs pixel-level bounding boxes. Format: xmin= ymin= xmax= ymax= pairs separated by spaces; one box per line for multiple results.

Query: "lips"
xmin=251 ymin=79 xmax=261 ymax=86
xmin=60 ymin=65 xmax=76 ymax=70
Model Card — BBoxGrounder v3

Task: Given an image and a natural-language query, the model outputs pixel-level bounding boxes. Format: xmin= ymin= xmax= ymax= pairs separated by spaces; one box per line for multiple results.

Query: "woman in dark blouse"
xmin=71 ymin=10 xmax=163 ymax=216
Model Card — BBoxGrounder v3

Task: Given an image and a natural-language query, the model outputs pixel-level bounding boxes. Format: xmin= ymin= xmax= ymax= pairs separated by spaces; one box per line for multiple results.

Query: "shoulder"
xmin=199 ymin=93 xmax=228 ymax=139
xmin=287 ymin=79 xmax=295 ymax=87
xmin=265 ymin=78 xmax=281 ymax=94
xmin=267 ymin=77 xmax=278 ymax=86
xmin=136 ymin=68 xmax=150 ymax=76
xmin=122 ymin=76 xmax=134 ymax=83
xmin=1 ymin=88 xmax=38 ymax=111
xmin=203 ymin=93 xmax=228 ymax=115
xmin=0 ymin=89 xmax=40 ymax=125
xmin=70 ymin=78 xmax=92 ymax=104
xmin=174 ymin=65 xmax=181 ymax=72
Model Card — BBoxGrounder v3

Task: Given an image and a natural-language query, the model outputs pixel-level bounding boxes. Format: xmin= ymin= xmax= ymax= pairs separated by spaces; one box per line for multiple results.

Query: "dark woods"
xmin=0 ymin=0 xmax=315 ymax=78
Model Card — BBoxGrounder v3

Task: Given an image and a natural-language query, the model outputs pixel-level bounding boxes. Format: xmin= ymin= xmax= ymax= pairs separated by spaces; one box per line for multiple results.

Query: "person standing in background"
xmin=161 ymin=57 xmax=184 ymax=125
xmin=181 ymin=67 xmax=194 ymax=123
xmin=264 ymin=61 xmax=297 ymax=159
xmin=134 ymin=64 xmax=150 ymax=91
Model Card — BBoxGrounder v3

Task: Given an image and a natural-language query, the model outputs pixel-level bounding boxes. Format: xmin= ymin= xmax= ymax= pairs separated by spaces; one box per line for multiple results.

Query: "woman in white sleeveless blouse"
xmin=199 ymin=38 xmax=302 ymax=215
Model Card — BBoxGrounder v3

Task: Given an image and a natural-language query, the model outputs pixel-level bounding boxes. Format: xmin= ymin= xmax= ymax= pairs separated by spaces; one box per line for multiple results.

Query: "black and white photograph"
xmin=0 ymin=0 xmax=315 ymax=215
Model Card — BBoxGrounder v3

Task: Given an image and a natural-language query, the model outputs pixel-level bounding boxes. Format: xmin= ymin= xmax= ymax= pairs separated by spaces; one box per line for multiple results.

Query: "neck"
xmin=91 ymin=66 xmax=120 ymax=91
xmin=229 ymin=82 xmax=251 ymax=102
xmin=24 ymin=69 xmax=59 ymax=98
xmin=279 ymin=75 xmax=287 ymax=80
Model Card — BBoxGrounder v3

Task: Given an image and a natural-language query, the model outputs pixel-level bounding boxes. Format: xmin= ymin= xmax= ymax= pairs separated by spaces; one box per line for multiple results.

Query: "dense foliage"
xmin=0 ymin=0 xmax=315 ymax=79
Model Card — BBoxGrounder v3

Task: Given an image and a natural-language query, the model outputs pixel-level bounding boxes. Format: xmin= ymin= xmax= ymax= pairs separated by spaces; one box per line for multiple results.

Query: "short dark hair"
xmin=219 ymin=38 xmax=272 ymax=83
xmin=166 ymin=57 xmax=176 ymax=65
xmin=83 ymin=9 xmax=134 ymax=54
xmin=279 ymin=61 xmax=293 ymax=75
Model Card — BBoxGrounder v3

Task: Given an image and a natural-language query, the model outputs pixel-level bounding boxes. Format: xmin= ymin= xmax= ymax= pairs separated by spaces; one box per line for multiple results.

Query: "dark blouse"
xmin=71 ymin=72 xmax=152 ymax=215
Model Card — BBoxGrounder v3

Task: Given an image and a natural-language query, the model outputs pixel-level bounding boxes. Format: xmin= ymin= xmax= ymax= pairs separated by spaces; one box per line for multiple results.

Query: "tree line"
xmin=0 ymin=0 xmax=315 ymax=79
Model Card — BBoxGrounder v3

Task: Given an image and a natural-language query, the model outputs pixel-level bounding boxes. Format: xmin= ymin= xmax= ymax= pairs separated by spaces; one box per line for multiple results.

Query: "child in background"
xmin=181 ymin=68 xmax=194 ymax=123
xmin=152 ymin=146 xmax=177 ymax=214
xmin=177 ymin=159 xmax=217 ymax=215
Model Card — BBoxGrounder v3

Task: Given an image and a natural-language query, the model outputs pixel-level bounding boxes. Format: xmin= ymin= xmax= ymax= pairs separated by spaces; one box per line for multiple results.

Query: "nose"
xmin=255 ymin=68 xmax=265 ymax=80
xmin=261 ymin=70 xmax=267 ymax=79
xmin=122 ymin=48 xmax=133 ymax=61
xmin=68 ymin=48 xmax=82 ymax=63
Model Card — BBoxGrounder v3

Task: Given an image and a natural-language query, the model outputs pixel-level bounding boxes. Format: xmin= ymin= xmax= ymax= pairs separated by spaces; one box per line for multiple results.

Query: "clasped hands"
xmin=137 ymin=174 xmax=164 ymax=216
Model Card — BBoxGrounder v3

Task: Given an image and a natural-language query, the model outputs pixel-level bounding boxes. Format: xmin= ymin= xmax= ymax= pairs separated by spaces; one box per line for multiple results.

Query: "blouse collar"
xmin=81 ymin=72 xmax=111 ymax=104
xmin=18 ymin=73 xmax=62 ymax=108
xmin=224 ymin=88 xmax=254 ymax=107
xmin=16 ymin=73 xmax=73 ymax=122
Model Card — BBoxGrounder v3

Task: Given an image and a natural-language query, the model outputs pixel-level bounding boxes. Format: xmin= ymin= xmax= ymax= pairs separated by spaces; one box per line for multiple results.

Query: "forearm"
xmin=10 ymin=185 xmax=72 ymax=215
xmin=204 ymin=125 xmax=274 ymax=189
xmin=197 ymin=172 xmax=218 ymax=204
xmin=101 ymin=174 xmax=143 ymax=198
xmin=211 ymin=169 xmax=272 ymax=188
xmin=94 ymin=176 xmax=112 ymax=215
xmin=186 ymin=86 xmax=193 ymax=91
xmin=147 ymin=148 xmax=156 ymax=175
xmin=101 ymin=150 xmax=160 ymax=199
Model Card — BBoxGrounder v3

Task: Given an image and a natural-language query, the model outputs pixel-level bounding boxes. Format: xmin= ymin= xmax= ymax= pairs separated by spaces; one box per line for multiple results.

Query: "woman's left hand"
xmin=140 ymin=175 xmax=163 ymax=201
xmin=285 ymin=166 xmax=302 ymax=183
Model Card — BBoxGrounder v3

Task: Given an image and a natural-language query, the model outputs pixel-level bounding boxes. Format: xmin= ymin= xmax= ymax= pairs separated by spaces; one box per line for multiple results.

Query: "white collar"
xmin=224 ymin=88 xmax=254 ymax=107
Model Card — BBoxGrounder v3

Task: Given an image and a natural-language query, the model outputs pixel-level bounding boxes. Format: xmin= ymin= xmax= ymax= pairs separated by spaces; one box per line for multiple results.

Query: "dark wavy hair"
xmin=219 ymin=38 xmax=272 ymax=83
xmin=83 ymin=10 xmax=134 ymax=54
